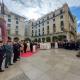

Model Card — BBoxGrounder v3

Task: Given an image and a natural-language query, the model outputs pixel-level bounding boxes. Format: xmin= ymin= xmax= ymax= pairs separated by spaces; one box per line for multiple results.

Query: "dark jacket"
xmin=3 ymin=44 xmax=13 ymax=56
xmin=0 ymin=46 xmax=5 ymax=58
xmin=13 ymin=43 xmax=21 ymax=53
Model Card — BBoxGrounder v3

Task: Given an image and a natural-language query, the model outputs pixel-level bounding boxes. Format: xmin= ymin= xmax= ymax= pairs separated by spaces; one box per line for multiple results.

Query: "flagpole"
xmin=1 ymin=0 xmax=4 ymax=18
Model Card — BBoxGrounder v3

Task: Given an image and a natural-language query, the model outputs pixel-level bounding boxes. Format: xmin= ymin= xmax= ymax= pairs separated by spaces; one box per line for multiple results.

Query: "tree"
xmin=25 ymin=38 xmax=31 ymax=42
xmin=52 ymin=36 xmax=58 ymax=42
xmin=46 ymin=37 xmax=51 ymax=42
xmin=34 ymin=38 xmax=37 ymax=42
xmin=38 ymin=38 xmax=41 ymax=42
xmin=58 ymin=35 xmax=66 ymax=41
xmin=42 ymin=38 xmax=45 ymax=42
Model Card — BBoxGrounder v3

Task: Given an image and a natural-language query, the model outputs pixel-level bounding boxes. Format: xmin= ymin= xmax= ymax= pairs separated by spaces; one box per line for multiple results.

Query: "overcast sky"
xmin=1 ymin=0 xmax=80 ymax=32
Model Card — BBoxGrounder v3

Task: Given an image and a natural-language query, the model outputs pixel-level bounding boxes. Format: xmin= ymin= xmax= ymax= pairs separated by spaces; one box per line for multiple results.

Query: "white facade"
xmin=0 ymin=3 xmax=26 ymax=40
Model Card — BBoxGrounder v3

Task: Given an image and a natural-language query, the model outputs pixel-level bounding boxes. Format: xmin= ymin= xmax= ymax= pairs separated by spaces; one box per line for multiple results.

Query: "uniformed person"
xmin=13 ymin=38 xmax=21 ymax=63
xmin=0 ymin=40 xmax=5 ymax=72
xmin=4 ymin=40 xmax=13 ymax=68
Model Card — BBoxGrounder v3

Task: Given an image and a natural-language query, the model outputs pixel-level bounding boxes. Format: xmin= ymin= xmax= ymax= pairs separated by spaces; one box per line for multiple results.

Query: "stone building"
xmin=26 ymin=3 xmax=77 ymax=42
xmin=0 ymin=3 xmax=26 ymax=40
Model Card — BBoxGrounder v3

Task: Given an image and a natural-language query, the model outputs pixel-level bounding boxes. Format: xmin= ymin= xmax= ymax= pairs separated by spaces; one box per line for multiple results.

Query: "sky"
xmin=1 ymin=0 xmax=80 ymax=32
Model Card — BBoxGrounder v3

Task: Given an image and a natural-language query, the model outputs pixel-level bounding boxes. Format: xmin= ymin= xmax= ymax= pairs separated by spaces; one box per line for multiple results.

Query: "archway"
xmin=0 ymin=18 xmax=8 ymax=42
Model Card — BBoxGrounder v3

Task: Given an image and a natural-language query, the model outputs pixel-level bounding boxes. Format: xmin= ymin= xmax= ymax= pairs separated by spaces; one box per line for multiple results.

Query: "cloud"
xmin=77 ymin=20 xmax=80 ymax=24
xmin=3 ymin=0 xmax=80 ymax=20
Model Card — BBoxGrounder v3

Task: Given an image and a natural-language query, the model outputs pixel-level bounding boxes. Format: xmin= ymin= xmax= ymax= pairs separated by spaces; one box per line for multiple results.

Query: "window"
xmin=8 ymin=24 xmax=11 ymax=27
xmin=47 ymin=16 xmax=49 ymax=20
xmin=35 ymin=30 xmax=37 ymax=36
xmin=43 ymin=32 xmax=44 ymax=35
xmin=15 ymin=16 xmax=19 ymax=20
xmin=53 ymin=18 xmax=55 ymax=22
xmin=39 ymin=29 xmax=40 ymax=32
xmin=32 ymin=30 xmax=34 ymax=33
xmin=42 ymin=27 xmax=44 ymax=35
xmin=8 ymin=19 xmax=11 ymax=22
xmin=61 ymin=21 xmax=64 ymax=26
xmin=7 ymin=29 xmax=10 ymax=35
xmin=47 ymin=26 xmax=49 ymax=29
xmin=60 ymin=21 xmax=64 ymax=31
xmin=16 ymin=17 xmax=18 ymax=20
xmin=43 ymin=19 xmax=44 ymax=22
xmin=53 ymin=24 xmax=56 ymax=32
xmin=16 ymin=20 xmax=18 ymax=24
xmin=8 ymin=15 xmax=11 ymax=18
xmin=60 ymin=9 xmax=63 ymax=14
xmin=32 ymin=34 xmax=33 ymax=37
xmin=39 ymin=25 xmax=40 ymax=27
xmin=16 ymin=26 xmax=18 ymax=29
xmin=42 ymin=22 xmax=44 ymax=26
xmin=43 ymin=27 xmax=44 ymax=31
xmin=39 ymin=21 xmax=40 ymax=24
xmin=47 ymin=26 xmax=49 ymax=34
xmin=53 ymin=13 xmax=55 ymax=17
xmin=39 ymin=33 xmax=40 ymax=36
xmin=32 ymin=22 xmax=33 ymax=26
xmin=47 ymin=21 xmax=49 ymax=24
xmin=60 ymin=15 xmax=63 ymax=19
xmin=15 ymin=31 xmax=18 ymax=35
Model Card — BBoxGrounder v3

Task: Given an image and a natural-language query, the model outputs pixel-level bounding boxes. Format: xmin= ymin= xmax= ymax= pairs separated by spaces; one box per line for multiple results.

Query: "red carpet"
xmin=20 ymin=52 xmax=33 ymax=58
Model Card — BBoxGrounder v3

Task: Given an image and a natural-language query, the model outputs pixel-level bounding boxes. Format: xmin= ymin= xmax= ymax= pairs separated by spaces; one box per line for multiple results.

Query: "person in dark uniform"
xmin=0 ymin=40 xmax=5 ymax=72
xmin=30 ymin=42 xmax=33 ymax=52
xmin=23 ymin=41 xmax=27 ymax=53
xmin=13 ymin=38 xmax=21 ymax=63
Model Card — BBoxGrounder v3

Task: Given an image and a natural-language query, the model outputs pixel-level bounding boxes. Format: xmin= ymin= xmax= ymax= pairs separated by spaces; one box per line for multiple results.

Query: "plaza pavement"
xmin=0 ymin=49 xmax=80 ymax=80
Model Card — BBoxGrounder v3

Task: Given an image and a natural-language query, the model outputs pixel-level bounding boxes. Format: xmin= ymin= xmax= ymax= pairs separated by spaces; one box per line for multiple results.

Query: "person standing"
xmin=27 ymin=41 xmax=30 ymax=51
xmin=55 ymin=41 xmax=58 ymax=49
xmin=0 ymin=40 xmax=5 ymax=72
xmin=30 ymin=42 xmax=33 ymax=52
xmin=13 ymin=38 xmax=21 ymax=63
xmin=23 ymin=41 xmax=27 ymax=53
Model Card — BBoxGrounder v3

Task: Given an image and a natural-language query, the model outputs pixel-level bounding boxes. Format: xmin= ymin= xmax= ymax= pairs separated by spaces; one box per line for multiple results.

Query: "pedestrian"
xmin=0 ymin=40 xmax=5 ymax=72
xmin=20 ymin=41 xmax=24 ymax=53
xmin=13 ymin=37 xmax=21 ymax=63
xmin=4 ymin=40 xmax=13 ymax=68
xmin=30 ymin=42 xmax=33 ymax=52
xmin=55 ymin=41 xmax=58 ymax=49
xmin=27 ymin=41 xmax=30 ymax=51
xmin=23 ymin=41 xmax=27 ymax=53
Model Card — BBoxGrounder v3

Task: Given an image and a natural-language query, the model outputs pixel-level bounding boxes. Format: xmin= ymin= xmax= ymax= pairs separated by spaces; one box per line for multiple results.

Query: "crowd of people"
xmin=0 ymin=37 xmax=37 ymax=72
xmin=51 ymin=40 xmax=80 ymax=50
xmin=0 ymin=38 xmax=80 ymax=72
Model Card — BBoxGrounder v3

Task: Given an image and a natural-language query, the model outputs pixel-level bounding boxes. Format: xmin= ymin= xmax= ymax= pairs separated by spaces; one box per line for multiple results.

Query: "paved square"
xmin=0 ymin=49 xmax=80 ymax=80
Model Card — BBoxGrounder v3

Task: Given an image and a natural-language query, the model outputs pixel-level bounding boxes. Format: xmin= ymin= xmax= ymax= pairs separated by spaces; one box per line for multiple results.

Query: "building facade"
xmin=26 ymin=3 xmax=77 ymax=42
xmin=0 ymin=3 xmax=26 ymax=40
